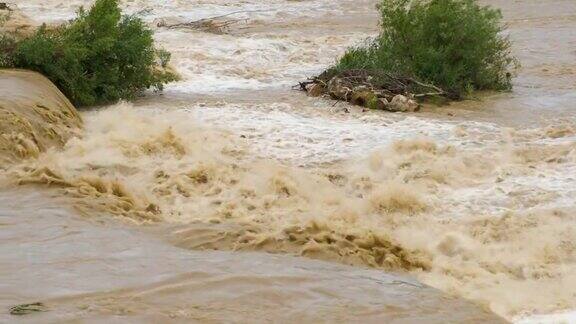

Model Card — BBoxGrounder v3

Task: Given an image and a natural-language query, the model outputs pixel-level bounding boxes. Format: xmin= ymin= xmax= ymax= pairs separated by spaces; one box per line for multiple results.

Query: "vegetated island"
xmin=299 ymin=0 xmax=519 ymax=112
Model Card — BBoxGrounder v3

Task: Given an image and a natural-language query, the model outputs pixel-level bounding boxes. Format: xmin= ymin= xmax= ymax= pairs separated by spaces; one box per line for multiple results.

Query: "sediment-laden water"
xmin=2 ymin=0 xmax=576 ymax=322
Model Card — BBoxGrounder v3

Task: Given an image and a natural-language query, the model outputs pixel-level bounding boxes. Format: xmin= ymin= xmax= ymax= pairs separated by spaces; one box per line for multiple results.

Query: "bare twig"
xmin=406 ymin=77 xmax=445 ymax=95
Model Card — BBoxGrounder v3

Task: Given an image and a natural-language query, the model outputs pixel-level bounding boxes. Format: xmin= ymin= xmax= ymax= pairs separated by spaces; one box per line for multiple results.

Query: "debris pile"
xmin=298 ymin=69 xmax=452 ymax=112
xmin=157 ymin=10 xmax=268 ymax=34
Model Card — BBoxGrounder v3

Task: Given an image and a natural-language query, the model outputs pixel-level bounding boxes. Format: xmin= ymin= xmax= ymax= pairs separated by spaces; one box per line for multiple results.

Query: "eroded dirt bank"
xmin=0 ymin=70 xmax=82 ymax=167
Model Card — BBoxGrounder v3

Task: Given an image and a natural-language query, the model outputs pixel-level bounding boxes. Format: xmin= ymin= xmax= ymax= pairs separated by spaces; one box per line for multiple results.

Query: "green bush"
xmin=329 ymin=0 xmax=518 ymax=98
xmin=0 ymin=34 xmax=16 ymax=67
xmin=1 ymin=0 xmax=177 ymax=106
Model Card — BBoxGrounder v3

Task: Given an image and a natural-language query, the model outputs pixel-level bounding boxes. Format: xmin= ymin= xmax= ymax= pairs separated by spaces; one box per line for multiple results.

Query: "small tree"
xmin=330 ymin=0 xmax=518 ymax=99
xmin=1 ymin=0 xmax=177 ymax=106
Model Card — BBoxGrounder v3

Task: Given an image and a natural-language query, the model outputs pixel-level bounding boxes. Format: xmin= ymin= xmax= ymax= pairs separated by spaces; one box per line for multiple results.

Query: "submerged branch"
xmin=157 ymin=9 xmax=271 ymax=34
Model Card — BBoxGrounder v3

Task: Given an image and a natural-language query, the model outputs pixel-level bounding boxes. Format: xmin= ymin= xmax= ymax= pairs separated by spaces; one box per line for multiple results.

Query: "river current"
xmin=2 ymin=0 xmax=576 ymax=322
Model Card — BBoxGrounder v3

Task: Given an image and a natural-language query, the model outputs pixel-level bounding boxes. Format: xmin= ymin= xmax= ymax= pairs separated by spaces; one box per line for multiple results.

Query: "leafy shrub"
xmin=329 ymin=0 xmax=518 ymax=98
xmin=0 ymin=34 xmax=15 ymax=67
xmin=1 ymin=0 xmax=177 ymax=106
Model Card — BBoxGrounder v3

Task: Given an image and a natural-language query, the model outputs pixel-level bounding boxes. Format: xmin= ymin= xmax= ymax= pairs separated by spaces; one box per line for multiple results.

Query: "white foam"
xmin=515 ymin=311 xmax=576 ymax=324
xmin=19 ymin=1 xmax=375 ymax=94
xmin=17 ymin=0 xmax=369 ymax=24
xmin=183 ymin=103 xmax=496 ymax=164
xmin=158 ymin=30 xmax=372 ymax=94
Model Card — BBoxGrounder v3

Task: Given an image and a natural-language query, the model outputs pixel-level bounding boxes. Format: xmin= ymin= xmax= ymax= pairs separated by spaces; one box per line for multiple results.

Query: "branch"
xmin=158 ymin=9 xmax=272 ymax=32
xmin=406 ymin=77 xmax=446 ymax=94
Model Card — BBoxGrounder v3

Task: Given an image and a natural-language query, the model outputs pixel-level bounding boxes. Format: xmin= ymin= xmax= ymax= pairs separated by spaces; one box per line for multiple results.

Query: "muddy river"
xmin=1 ymin=0 xmax=576 ymax=322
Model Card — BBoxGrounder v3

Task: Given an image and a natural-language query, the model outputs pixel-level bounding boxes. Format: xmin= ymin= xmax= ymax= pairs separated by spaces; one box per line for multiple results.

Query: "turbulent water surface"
xmin=2 ymin=0 xmax=576 ymax=322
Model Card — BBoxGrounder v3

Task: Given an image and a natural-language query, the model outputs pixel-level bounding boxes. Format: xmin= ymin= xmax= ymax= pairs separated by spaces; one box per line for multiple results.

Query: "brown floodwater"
xmin=0 ymin=188 xmax=505 ymax=323
xmin=2 ymin=0 xmax=576 ymax=322
xmin=443 ymin=0 xmax=576 ymax=127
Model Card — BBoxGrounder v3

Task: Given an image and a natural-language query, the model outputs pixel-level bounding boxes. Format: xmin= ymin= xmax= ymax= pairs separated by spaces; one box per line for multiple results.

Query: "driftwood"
xmin=325 ymin=69 xmax=445 ymax=98
xmin=157 ymin=10 xmax=269 ymax=34
xmin=297 ymin=69 xmax=450 ymax=112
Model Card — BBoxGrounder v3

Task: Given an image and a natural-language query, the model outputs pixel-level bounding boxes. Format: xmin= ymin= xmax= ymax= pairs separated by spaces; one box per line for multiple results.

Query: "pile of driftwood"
xmin=157 ymin=10 xmax=267 ymax=34
xmin=298 ymin=69 xmax=448 ymax=112
xmin=157 ymin=16 xmax=246 ymax=34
